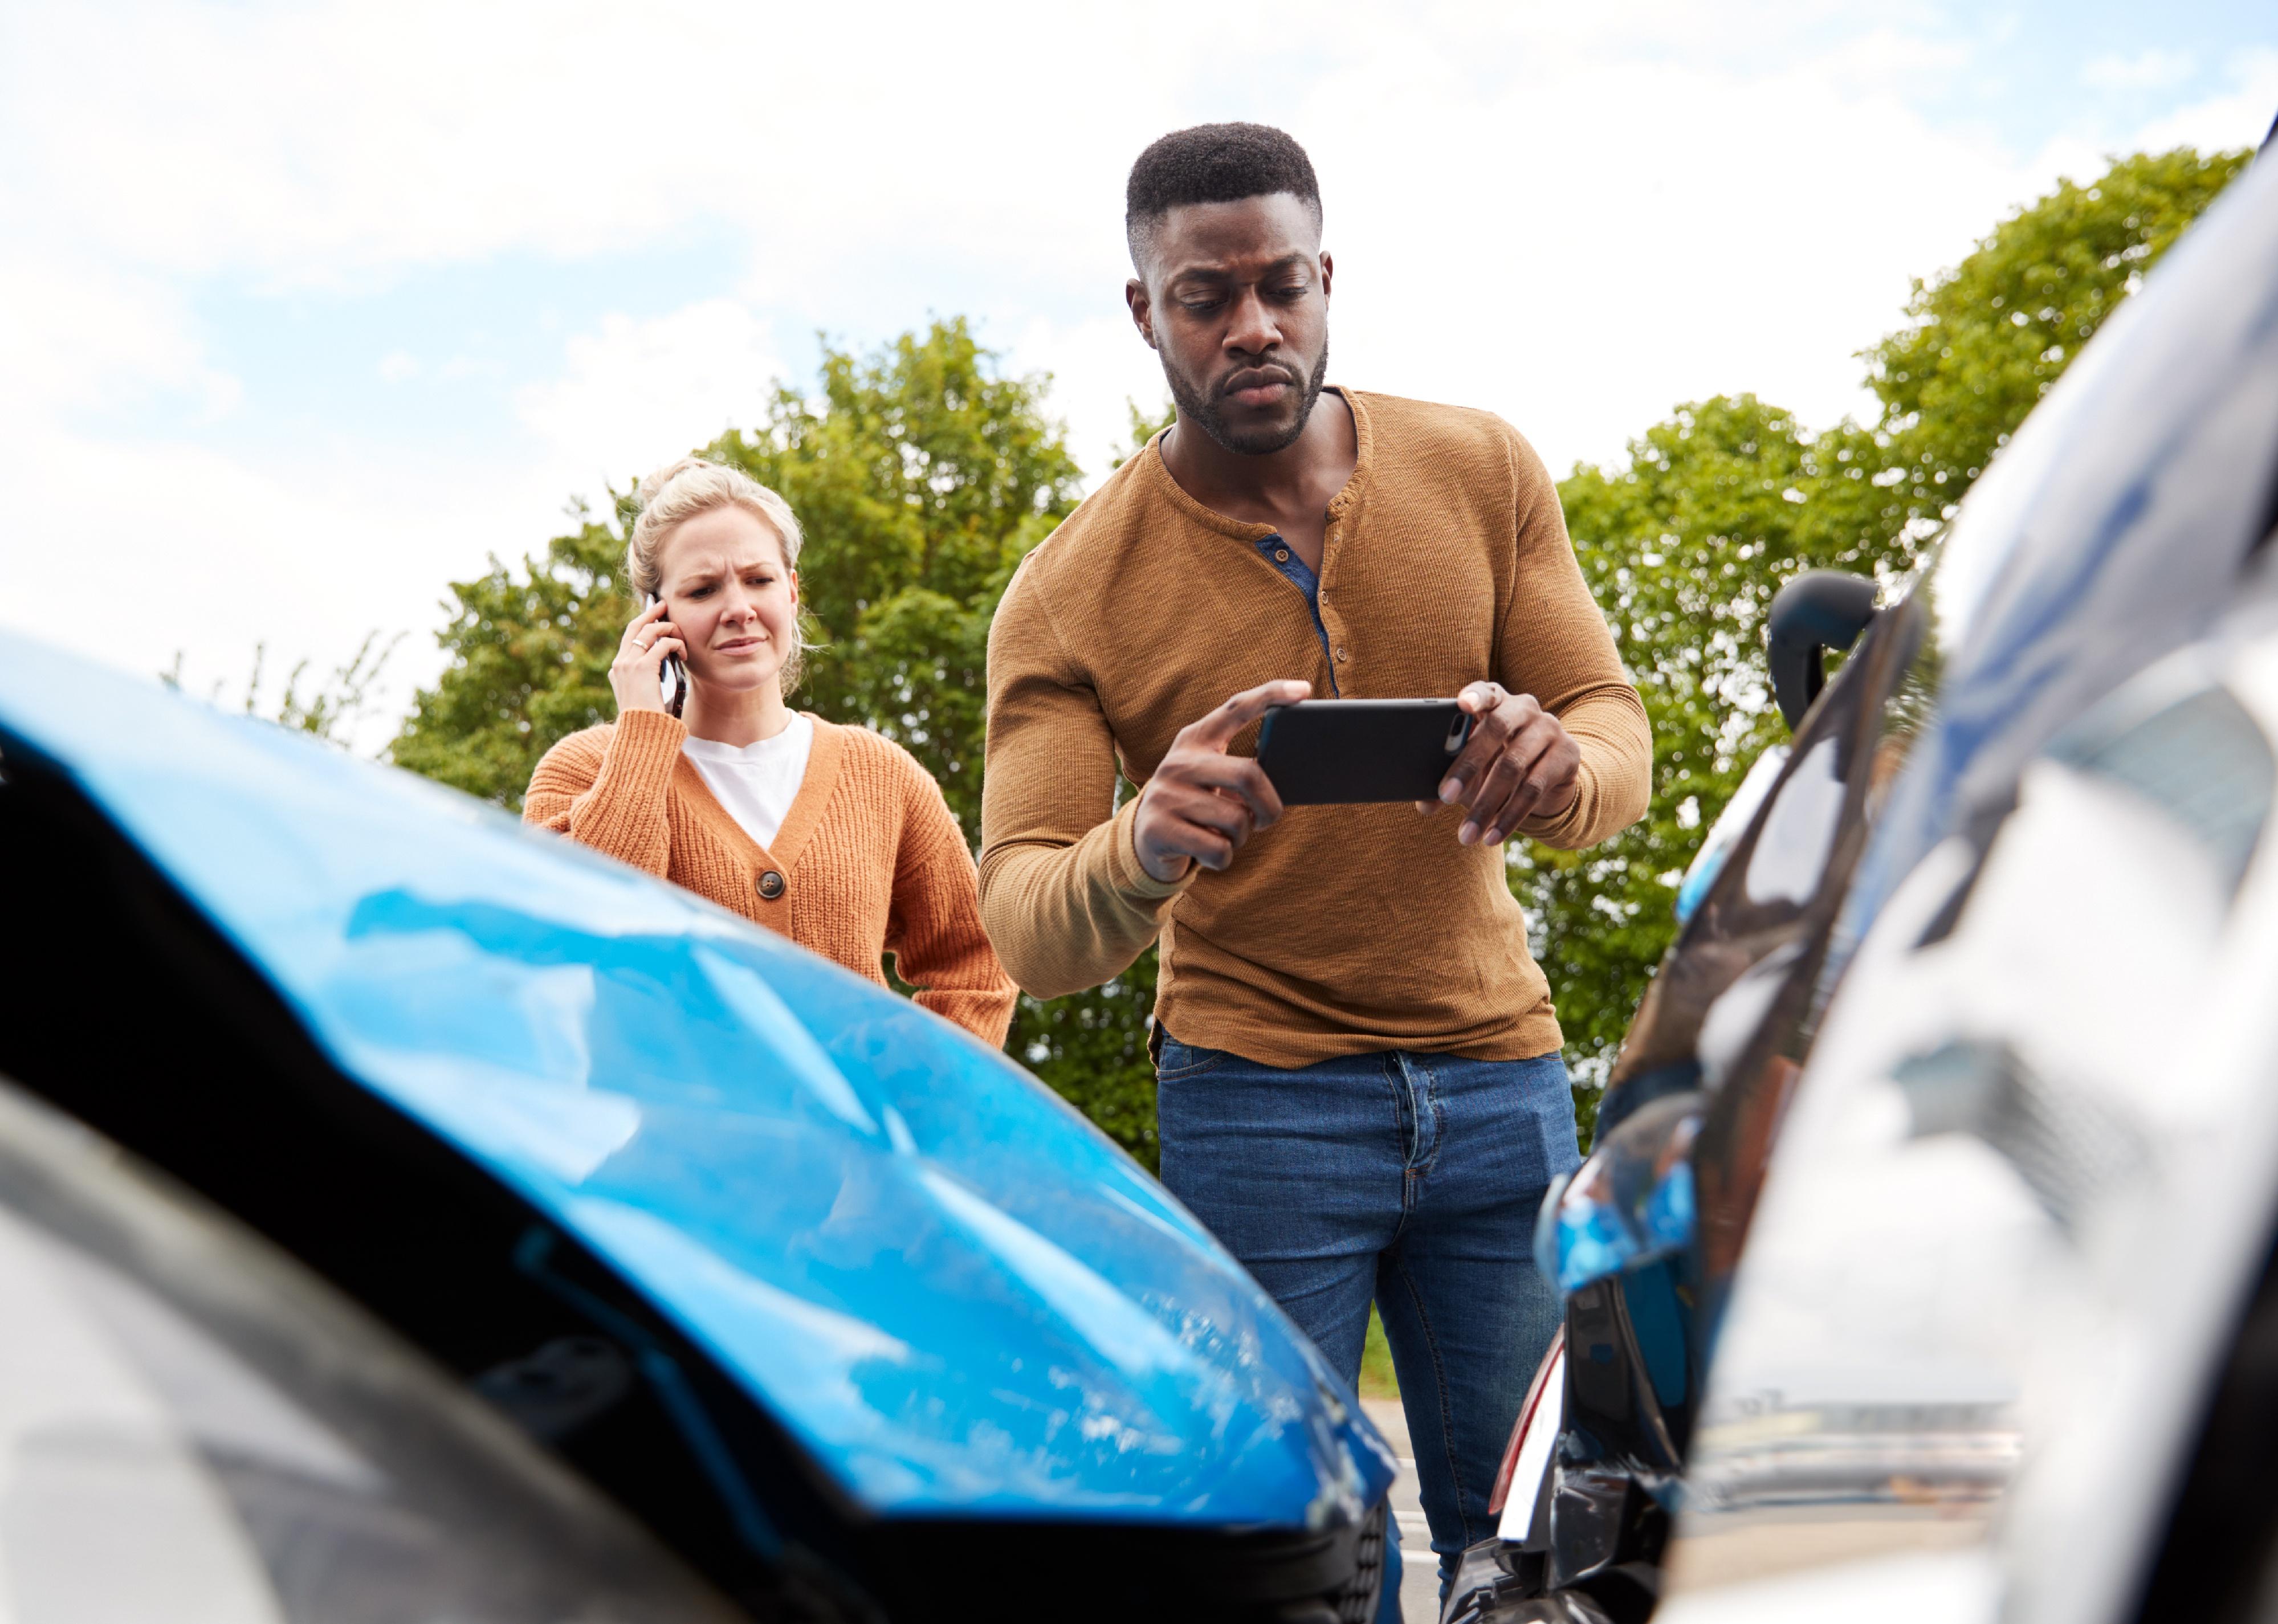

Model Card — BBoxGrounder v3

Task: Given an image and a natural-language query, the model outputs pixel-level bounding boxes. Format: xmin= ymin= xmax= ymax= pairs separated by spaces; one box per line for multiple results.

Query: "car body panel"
xmin=0 ymin=639 xmax=1394 ymax=1529
xmin=1451 ymin=137 xmax=2278 ymax=1624
xmin=1662 ymin=142 xmax=2278 ymax=1621
xmin=1670 ymin=631 xmax=2278 ymax=1624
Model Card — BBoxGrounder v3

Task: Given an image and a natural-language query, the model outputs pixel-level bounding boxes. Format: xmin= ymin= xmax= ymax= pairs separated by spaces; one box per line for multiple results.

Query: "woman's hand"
xmin=609 ymin=600 xmax=685 ymax=715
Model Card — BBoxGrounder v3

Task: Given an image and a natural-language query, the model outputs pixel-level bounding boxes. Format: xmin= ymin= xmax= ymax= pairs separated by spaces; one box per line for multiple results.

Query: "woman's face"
xmin=654 ymin=505 xmax=800 ymax=694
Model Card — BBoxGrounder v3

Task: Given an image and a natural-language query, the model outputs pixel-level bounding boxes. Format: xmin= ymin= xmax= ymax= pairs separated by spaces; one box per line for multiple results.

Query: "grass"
xmin=1359 ymin=1303 xmax=1400 ymax=1399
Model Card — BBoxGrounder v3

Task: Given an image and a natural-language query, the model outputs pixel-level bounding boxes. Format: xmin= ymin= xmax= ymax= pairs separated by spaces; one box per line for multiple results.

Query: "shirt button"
xmin=757 ymin=870 xmax=786 ymax=900
xmin=1274 ymin=548 xmax=1290 ymax=562
xmin=1335 ymin=647 xmax=1350 ymax=663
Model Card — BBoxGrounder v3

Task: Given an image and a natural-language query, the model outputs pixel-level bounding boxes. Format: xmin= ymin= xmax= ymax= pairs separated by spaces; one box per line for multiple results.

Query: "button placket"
xmin=1319 ymin=515 xmax=1347 ymax=679
xmin=1253 ymin=531 xmax=1340 ymax=696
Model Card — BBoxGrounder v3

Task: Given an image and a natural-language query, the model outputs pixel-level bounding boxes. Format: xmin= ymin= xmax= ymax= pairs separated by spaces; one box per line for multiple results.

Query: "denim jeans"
xmin=1155 ymin=1038 xmax=1579 ymax=1606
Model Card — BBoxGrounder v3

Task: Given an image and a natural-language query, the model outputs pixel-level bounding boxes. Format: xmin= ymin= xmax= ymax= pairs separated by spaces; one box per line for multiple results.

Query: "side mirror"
xmin=1767 ymin=570 xmax=1879 ymax=732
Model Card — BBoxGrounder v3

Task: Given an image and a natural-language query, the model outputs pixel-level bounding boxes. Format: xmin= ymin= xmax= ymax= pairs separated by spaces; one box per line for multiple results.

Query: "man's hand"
xmin=1134 ymin=679 xmax=1312 ymax=883
xmin=1424 ymin=681 xmax=1581 ymax=846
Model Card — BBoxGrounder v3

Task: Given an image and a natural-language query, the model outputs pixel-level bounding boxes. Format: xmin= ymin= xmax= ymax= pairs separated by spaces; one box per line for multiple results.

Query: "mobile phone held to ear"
xmin=647 ymin=593 xmax=687 ymax=716
xmin=1255 ymin=699 xmax=1473 ymax=805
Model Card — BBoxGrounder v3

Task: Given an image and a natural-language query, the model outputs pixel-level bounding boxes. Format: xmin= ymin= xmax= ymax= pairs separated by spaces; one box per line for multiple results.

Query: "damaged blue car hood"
xmin=0 ymin=639 xmax=1393 ymax=1527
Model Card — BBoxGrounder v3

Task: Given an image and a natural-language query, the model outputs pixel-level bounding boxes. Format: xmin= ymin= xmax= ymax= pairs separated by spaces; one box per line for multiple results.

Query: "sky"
xmin=3 ymin=1 xmax=2273 ymax=746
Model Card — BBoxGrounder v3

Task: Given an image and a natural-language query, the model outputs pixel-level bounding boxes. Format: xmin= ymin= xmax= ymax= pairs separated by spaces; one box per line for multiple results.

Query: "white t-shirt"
xmin=680 ymin=713 xmax=815 ymax=851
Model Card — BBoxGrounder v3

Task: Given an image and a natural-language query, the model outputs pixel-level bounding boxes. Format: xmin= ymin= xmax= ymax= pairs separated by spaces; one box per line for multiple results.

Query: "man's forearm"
xmin=978 ymin=798 xmax=1190 ymax=999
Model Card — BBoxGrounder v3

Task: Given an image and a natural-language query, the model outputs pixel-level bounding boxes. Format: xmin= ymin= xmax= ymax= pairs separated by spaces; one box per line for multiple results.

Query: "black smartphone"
xmin=647 ymin=593 xmax=687 ymax=713
xmin=1255 ymin=699 xmax=1473 ymax=805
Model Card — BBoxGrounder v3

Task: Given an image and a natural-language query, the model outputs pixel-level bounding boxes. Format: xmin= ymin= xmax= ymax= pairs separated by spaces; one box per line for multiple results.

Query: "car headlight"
xmin=1536 ymin=1093 xmax=1704 ymax=1296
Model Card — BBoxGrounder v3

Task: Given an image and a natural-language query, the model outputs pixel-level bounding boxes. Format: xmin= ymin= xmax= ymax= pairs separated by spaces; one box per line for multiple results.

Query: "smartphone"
xmin=647 ymin=593 xmax=687 ymax=714
xmin=1255 ymin=699 xmax=1473 ymax=805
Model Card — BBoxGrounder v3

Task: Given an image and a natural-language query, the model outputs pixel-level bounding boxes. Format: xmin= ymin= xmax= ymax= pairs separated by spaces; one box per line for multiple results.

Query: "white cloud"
xmin=2083 ymin=48 xmax=2197 ymax=92
xmin=1286 ymin=42 xmax=2064 ymax=470
xmin=0 ymin=256 xmax=237 ymax=428
xmin=1002 ymin=311 xmax=1176 ymax=486
xmin=516 ymin=299 xmax=783 ymax=487
xmin=0 ymin=425 xmax=500 ymax=747
xmin=2128 ymin=46 xmax=2278 ymax=154
xmin=3 ymin=0 xmax=2273 ymax=747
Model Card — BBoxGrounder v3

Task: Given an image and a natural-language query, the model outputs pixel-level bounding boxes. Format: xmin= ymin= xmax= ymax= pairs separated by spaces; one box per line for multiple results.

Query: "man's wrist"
xmin=1137 ymin=844 xmax=1194 ymax=885
xmin=1518 ymin=776 xmax=1583 ymax=831
xmin=1112 ymin=797 xmax=1193 ymax=900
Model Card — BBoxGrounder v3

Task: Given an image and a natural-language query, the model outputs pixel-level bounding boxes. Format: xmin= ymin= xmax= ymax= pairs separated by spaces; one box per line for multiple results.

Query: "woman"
xmin=525 ymin=456 xmax=1017 ymax=1046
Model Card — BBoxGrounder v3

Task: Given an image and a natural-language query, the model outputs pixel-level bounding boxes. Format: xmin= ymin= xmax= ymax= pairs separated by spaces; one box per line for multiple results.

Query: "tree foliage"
xmin=1529 ymin=148 xmax=2247 ymax=1115
xmin=390 ymin=515 xmax=627 ymax=801
xmin=704 ymin=324 xmax=1082 ymax=831
xmin=1531 ymin=398 xmax=1901 ymax=1098
xmin=1864 ymin=148 xmax=2250 ymax=531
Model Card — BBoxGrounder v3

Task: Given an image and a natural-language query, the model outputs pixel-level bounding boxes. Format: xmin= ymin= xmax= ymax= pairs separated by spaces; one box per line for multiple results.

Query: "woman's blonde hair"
xmin=629 ymin=456 xmax=813 ymax=694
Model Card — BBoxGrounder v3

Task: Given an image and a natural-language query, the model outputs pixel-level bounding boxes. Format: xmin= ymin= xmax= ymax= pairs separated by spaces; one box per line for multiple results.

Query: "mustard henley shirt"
xmin=979 ymin=389 xmax=1652 ymax=1067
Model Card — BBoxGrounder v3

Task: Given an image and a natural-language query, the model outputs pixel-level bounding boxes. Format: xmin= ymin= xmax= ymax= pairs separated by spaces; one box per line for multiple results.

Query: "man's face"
xmin=1127 ymin=193 xmax=1331 ymax=456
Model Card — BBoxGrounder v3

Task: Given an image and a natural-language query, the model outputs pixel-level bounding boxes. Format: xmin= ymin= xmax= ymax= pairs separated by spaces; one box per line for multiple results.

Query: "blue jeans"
xmin=1155 ymin=1039 xmax=1579 ymax=1607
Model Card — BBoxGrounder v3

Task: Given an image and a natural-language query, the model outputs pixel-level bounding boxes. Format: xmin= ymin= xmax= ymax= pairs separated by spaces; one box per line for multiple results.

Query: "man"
xmin=979 ymin=123 xmax=1650 ymax=1601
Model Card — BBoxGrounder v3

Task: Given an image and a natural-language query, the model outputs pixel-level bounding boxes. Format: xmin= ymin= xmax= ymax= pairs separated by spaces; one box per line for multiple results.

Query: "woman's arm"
xmin=886 ymin=768 xmax=1021 ymax=1048
xmin=523 ymin=711 xmax=687 ymax=876
xmin=523 ymin=597 xmax=694 ymax=875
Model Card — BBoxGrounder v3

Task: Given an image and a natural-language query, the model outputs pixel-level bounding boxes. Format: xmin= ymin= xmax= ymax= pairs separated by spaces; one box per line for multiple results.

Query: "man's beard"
xmin=1164 ymin=340 xmax=1331 ymax=456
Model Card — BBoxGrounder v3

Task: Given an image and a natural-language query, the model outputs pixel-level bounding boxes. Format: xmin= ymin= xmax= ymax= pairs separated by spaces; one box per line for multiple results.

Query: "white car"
xmin=1448 ymin=126 xmax=2278 ymax=1624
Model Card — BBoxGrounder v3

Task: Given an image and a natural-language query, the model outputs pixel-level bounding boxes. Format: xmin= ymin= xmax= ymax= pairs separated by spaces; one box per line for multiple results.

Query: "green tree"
xmin=390 ymin=513 xmax=627 ymax=801
xmin=1530 ymin=398 xmax=1900 ymax=1112
xmin=1865 ymin=146 xmax=2250 ymax=532
xmin=1530 ymin=146 xmax=2248 ymax=1118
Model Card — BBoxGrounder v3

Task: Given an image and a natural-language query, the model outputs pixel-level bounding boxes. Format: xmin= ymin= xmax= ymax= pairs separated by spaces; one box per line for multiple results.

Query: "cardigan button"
xmin=756 ymin=870 xmax=786 ymax=901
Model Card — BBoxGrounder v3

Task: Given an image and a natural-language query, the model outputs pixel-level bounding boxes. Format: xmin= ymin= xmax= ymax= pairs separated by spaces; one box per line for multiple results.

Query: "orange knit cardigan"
xmin=524 ymin=709 xmax=1017 ymax=1046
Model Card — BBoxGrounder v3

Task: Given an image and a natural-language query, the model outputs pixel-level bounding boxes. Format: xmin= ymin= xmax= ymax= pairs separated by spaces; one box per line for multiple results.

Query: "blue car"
xmin=0 ymin=643 xmax=1396 ymax=1621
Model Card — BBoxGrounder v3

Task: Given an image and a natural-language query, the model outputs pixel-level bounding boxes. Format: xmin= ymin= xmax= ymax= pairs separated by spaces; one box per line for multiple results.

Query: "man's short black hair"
xmin=1125 ymin=122 xmax=1322 ymax=271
